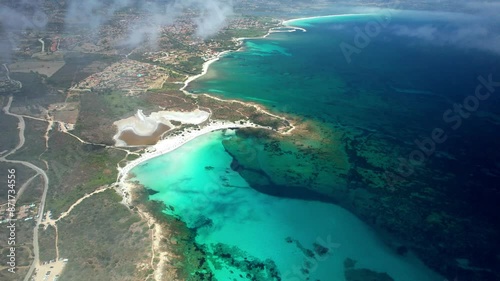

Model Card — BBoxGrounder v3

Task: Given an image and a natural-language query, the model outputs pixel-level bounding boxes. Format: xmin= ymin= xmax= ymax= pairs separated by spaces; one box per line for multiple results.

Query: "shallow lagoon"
xmin=132 ymin=131 xmax=443 ymax=281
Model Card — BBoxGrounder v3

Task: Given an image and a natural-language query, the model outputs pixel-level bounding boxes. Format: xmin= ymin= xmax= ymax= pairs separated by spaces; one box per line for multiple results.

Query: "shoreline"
xmin=282 ymin=13 xmax=373 ymax=25
xmin=118 ymin=14 xmax=317 ymax=202
xmin=113 ymin=17 xmax=317 ymax=280
xmin=116 ymin=119 xmax=273 ymax=205
xmin=106 ymin=12 xmax=490 ymax=281
xmin=180 ymin=13 xmax=374 ymax=99
xmin=180 ymin=19 xmax=312 ymax=95
xmin=179 ymin=50 xmax=233 ymax=95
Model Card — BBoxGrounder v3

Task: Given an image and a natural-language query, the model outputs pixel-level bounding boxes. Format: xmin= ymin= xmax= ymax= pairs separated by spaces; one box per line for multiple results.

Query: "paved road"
xmin=1 ymin=96 xmax=49 ymax=281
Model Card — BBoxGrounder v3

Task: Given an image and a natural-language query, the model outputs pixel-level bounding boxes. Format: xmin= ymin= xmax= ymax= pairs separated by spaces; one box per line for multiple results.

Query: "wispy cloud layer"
xmin=0 ymin=1 xmax=47 ymax=62
xmin=387 ymin=7 xmax=500 ymax=55
xmin=65 ymin=0 xmax=233 ymax=42
xmin=0 ymin=0 xmax=233 ymax=61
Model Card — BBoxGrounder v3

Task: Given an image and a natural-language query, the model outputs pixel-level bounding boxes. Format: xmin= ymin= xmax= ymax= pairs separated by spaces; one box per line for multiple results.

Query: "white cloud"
xmin=65 ymin=0 xmax=233 ymax=46
xmin=387 ymin=8 xmax=500 ymax=55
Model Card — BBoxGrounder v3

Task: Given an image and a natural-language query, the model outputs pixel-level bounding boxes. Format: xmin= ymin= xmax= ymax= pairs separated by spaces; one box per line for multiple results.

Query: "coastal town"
xmin=74 ymin=60 xmax=169 ymax=95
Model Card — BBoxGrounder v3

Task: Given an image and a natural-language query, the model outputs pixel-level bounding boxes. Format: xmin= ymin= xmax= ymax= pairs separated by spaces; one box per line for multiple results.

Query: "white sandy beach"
xmin=180 ymin=20 xmax=313 ymax=96
xmin=185 ymin=14 xmax=372 ymax=97
xmin=180 ymin=50 xmax=232 ymax=95
xmin=117 ymin=16 xmax=306 ymax=202
xmin=115 ymin=12 xmax=344 ymax=204
xmin=116 ymin=16 xmax=308 ymax=189
xmin=282 ymin=13 xmax=375 ymax=33
xmin=116 ymin=119 xmax=271 ymax=204
xmin=112 ymin=13 xmax=440 ymax=281
xmin=283 ymin=13 xmax=372 ymax=25
xmin=111 ymin=18 xmax=310 ymax=280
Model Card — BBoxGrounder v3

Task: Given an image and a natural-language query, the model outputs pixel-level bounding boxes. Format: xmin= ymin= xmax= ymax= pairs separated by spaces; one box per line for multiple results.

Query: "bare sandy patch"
xmin=33 ymin=260 xmax=66 ymax=281
xmin=49 ymin=102 xmax=79 ymax=124
xmin=113 ymin=109 xmax=210 ymax=146
xmin=9 ymin=60 xmax=65 ymax=78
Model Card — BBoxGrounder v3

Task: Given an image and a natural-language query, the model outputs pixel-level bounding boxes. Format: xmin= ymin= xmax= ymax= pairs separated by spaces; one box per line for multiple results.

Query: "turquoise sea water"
xmin=132 ymin=131 xmax=442 ymax=280
xmin=188 ymin=13 xmax=499 ymax=136
xmin=132 ymin=12 xmax=500 ymax=281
